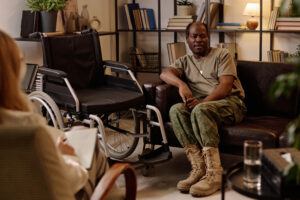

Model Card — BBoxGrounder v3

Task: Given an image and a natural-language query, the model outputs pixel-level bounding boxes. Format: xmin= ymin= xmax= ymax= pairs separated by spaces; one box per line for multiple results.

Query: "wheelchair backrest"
xmin=41 ymin=29 xmax=104 ymax=89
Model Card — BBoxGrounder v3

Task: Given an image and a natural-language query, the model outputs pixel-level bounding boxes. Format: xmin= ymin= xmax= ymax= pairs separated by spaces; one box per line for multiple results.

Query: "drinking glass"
xmin=243 ymin=140 xmax=263 ymax=189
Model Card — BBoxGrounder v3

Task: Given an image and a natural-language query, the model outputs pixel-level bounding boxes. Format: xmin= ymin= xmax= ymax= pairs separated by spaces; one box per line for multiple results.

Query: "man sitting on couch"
xmin=160 ymin=21 xmax=247 ymax=197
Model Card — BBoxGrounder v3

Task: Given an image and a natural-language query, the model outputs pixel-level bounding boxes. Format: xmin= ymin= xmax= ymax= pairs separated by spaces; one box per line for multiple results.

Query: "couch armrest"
xmin=156 ymin=84 xmax=182 ymax=120
xmin=143 ymin=79 xmax=164 ymax=105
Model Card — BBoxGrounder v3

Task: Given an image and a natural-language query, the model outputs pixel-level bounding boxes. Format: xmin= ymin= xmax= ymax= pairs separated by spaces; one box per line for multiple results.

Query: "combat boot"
xmin=189 ymin=147 xmax=223 ymax=197
xmin=177 ymin=145 xmax=206 ymax=192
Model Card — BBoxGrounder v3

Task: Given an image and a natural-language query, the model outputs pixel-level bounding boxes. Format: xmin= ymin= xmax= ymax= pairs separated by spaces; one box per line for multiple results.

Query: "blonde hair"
xmin=0 ymin=30 xmax=30 ymax=112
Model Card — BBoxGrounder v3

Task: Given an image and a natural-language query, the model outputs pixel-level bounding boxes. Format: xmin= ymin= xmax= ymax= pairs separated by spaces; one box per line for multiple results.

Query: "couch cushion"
xmin=220 ymin=116 xmax=292 ymax=155
xmin=237 ymin=60 xmax=298 ymax=117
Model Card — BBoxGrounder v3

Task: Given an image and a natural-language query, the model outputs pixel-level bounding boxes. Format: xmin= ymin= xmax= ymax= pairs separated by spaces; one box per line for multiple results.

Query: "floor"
xmin=109 ymin=118 xmax=253 ymax=200
xmin=133 ymin=146 xmax=253 ymax=200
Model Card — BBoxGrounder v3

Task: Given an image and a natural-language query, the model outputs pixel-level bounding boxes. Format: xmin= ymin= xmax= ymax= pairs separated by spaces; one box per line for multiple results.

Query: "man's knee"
xmin=191 ymin=103 xmax=213 ymax=116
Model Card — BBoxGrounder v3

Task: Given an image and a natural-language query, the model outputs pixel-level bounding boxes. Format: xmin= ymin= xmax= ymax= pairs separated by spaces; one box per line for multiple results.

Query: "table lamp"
xmin=243 ymin=3 xmax=259 ymax=30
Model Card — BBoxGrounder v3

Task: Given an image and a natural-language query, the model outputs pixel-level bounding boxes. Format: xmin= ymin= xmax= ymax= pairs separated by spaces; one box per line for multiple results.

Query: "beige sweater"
xmin=0 ymin=107 xmax=89 ymax=194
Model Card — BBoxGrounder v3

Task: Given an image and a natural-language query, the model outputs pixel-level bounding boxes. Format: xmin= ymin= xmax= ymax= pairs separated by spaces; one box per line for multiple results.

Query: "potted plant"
xmin=177 ymin=0 xmax=193 ymax=16
xmin=27 ymin=0 xmax=68 ymax=32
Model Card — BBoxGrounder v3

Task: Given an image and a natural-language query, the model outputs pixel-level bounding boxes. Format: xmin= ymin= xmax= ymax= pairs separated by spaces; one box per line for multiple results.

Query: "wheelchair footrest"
xmin=138 ymin=144 xmax=172 ymax=165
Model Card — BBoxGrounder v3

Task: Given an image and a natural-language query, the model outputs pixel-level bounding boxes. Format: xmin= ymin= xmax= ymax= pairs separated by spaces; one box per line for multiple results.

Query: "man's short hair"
xmin=185 ymin=22 xmax=208 ymax=38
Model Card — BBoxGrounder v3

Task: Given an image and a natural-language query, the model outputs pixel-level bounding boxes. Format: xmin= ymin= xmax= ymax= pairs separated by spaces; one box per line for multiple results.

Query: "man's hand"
xmin=179 ymin=83 xmax=193 ymax=103
xmin=186 ymin=97 xmax=202 ymax=109
xmin=57 ymin=137 xmax=75 ymax=156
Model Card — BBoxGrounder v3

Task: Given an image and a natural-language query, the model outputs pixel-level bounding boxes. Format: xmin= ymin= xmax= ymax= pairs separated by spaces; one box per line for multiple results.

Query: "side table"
xmin=222 ymin=162 xmax=282 ymax=200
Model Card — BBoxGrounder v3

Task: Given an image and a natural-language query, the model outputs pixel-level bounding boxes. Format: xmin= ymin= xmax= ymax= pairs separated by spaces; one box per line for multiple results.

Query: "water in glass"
xmin=243 ymin=140 xmax=262 ymax=189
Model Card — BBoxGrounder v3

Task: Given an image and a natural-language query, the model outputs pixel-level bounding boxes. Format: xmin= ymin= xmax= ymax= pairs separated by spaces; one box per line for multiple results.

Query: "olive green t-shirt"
xmin=170 ymin=48 xmax=245 ymax=99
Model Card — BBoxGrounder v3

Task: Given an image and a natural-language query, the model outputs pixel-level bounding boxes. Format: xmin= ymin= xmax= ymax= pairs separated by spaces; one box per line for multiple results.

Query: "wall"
xmin=1 ymin=0 xmax=299 ymax=78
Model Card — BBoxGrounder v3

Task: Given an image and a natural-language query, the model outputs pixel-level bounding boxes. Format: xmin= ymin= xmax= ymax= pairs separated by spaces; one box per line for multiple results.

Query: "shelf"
xmin=211 ymin=29 xmax=300 ymax=34
xmin=15 ymin=31 xmax=116 ymax=42
xmin=210 ymin=29 xmax=260 ymax=33
xmin=118 ymin=29 xmax=186 ymax=32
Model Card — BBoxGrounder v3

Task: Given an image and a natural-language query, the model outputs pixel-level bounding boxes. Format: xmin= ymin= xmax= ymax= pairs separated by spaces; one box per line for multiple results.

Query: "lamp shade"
xmin=243 ymin=3 xmax=259 ymax=16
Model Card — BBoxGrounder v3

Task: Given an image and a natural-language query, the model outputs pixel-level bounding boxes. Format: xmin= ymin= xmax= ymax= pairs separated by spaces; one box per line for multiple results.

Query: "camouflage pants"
xmin=169 ymin=95 xmax=247 ymax=148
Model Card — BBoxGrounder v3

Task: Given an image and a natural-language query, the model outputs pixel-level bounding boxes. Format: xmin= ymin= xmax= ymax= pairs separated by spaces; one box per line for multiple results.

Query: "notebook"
xmin=65 ymin=128 xmax=97 ymax=169
xmin=22 ymin=64 xmax=38 ymax=93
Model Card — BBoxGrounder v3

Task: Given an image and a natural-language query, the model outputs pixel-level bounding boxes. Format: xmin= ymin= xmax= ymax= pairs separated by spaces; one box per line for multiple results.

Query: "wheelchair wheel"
xmin=104 ymin=113 xmax=139 ymax=160
xmin=28 ymin=91 xmax=65 ymax=130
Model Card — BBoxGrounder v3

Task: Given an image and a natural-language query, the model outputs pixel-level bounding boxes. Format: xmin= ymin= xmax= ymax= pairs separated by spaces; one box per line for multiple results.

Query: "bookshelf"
xmin=115 ymin=0 xmax=186 ymax=74
xmin=208 ymin=0 xmax=300 ymax=61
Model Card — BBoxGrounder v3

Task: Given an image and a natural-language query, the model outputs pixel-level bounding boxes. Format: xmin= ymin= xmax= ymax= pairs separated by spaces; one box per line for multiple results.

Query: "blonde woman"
xmin=0 ymin=30 xmax=123 ymax=200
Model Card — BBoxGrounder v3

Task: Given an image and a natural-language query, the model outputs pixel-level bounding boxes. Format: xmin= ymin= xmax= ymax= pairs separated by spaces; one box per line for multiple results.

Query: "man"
xmin=160 ymin=22 xmax=246 ymax=197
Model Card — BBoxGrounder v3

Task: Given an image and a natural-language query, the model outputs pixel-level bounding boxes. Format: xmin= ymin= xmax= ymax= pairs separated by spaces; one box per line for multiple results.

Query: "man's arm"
xmin=186 ymin=75 xmax=234 ymax=109
xmin=160 ymin=67 xmax=193 ymax=103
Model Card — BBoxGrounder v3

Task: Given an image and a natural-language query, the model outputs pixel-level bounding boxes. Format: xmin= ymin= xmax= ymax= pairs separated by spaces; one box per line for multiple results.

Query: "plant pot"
xmin=177 ymin=5 xmax=193 ymax=16
xmin=40 ymin=11 xmax=58 ymax=32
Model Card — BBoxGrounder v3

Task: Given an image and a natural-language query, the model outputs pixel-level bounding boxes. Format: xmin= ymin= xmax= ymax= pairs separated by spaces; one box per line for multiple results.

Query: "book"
xmin=209 ymin=2 xmax=220 ymax=28
xmin=124 ymin=4 xmax=133 ymax=30
xmin=216 ymin=43 xmax=237 ymax=60
xmin=217 ymin=22 xmax=241 ymax=26
xmin=173 ymin=15 xmax=194 ymax=19
xmin=276 ymin=21 xmax=300 ymax=26
xmin=270 ymin=7 xmax=279 ymax=30
xmin=144 ymin=9 xmax=150 ymax=30
xmin=276 ymin=17 xmax=300 ymax=22
xmin=166 ymin=26 xmax=187 ymax=30
xmin=146 ymin=9 xmax=156 ymax=30
xmin=196 ymin=1 xmax=205 ymax=21
xmin=135 ymin=47 xmax=147 ymax=67
xmin=140 ymin=8 xmax=147 ymax=30
xmin=216 ymin=25 xmax=244 ymax=30
xmin=167 ymin=42 xmax=186 ymax=64
xmin=133 ymin=9 xmax=143 ymax=30
xmin=167 ymin=43 xmax=174 ymax=64
xmin=168 ymin=18 xmax=194 ymax=23
xmin=167 ymin=22 xmax=191 ymax=27
xmin=125 ymin=3 xmax=140 ymax=30
xmin=277 ymin=26 xmax=300 ymax=31
xmin=22 ymin=63 xmax=39 ymax=92
xmin=64 ymin=128 xmax=97 ymax=169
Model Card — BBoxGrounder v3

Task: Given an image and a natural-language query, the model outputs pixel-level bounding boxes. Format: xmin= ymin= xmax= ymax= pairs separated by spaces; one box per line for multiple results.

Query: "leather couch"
xmin=143 ymin=60 xmax=299 ymax=155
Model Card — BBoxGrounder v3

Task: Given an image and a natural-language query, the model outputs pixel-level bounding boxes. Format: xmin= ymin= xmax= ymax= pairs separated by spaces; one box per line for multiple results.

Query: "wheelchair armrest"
xmin=103 ymin=60 xmax=131 ymax=74
xmin=38 ymin=67 xmax=67 ymax=78
xmin=156 ymin=84 xmax=182 ymax=121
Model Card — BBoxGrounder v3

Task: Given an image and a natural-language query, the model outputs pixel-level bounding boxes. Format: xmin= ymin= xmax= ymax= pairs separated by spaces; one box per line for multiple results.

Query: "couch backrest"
xmin=237 ymin=60 xmax=299 ymax=117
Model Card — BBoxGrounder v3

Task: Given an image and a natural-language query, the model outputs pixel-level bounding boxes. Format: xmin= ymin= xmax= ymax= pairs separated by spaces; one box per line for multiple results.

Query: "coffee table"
xmin=221 ymin=162 xmax=282 ymax=200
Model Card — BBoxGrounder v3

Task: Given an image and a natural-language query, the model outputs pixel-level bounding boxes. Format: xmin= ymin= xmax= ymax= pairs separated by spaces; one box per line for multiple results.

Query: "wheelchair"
xmin=27 ymin=29 xmax=171 ymax=167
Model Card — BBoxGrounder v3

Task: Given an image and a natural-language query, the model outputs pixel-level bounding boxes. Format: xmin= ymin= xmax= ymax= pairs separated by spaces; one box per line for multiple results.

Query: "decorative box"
xmin=262 ymin=148 xmax=300 ymax=197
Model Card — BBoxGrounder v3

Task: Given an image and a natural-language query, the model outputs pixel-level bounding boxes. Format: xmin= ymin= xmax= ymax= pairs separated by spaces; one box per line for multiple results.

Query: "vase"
xmin=40 ymin=11 xmax=58 ymax=32
xmin=177 ymin=5 xmax=193 ymax=16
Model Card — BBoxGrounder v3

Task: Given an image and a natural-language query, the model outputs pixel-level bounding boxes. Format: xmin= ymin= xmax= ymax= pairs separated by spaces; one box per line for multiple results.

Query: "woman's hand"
xmin=56 ymin=136 xmax=75 ymax=156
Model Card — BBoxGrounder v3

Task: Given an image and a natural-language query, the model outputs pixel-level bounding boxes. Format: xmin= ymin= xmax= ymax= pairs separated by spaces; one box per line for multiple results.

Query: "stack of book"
xmin=267 ymin=50 xmax=289 ymax=63
xmin=166 ymin=16 xmax=195 ymax=30
xmin=216 ymin=22 xmax=245 ymax=30
xmin=167 ymin=42 xmax=186 ymax=64
xmin=275 ymin=17 xmax=300 ymax=31
xmin=124 ymin=3 xmax=156 ymax=30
